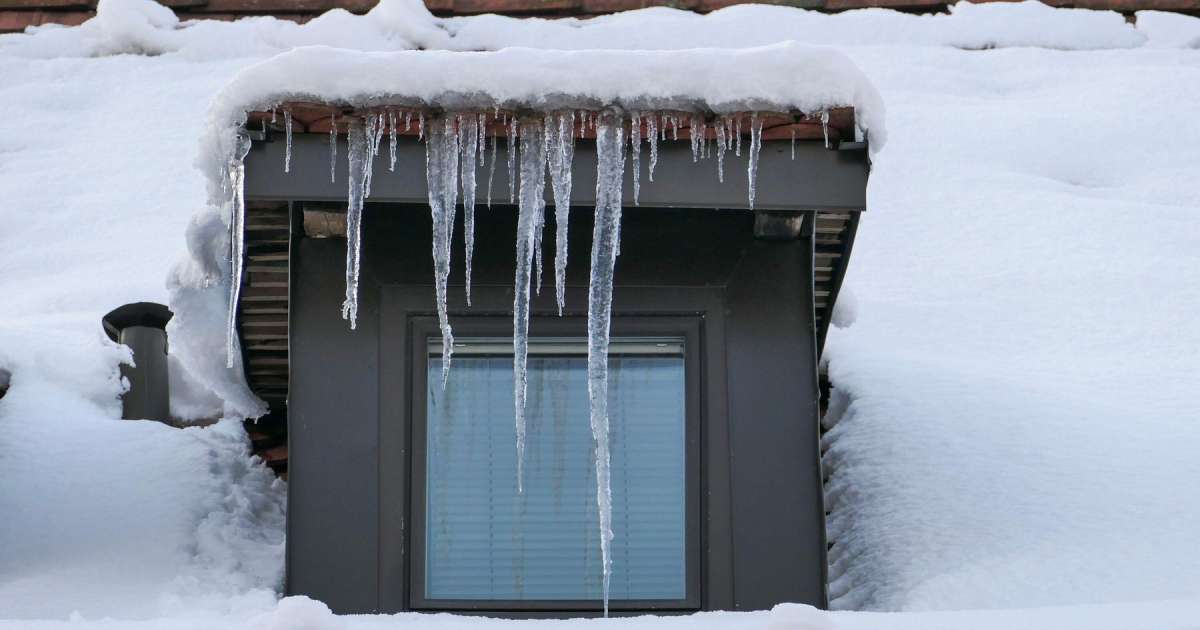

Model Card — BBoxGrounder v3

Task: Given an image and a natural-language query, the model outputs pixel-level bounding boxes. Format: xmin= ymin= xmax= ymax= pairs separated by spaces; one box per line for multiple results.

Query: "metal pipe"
xmin=102 ymin=302 xmax=173 ymax=422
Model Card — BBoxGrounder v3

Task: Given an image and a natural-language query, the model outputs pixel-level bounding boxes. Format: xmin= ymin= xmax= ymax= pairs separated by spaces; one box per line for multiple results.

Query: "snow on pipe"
xmin=233 ymin=106 xmax=823 ymax=610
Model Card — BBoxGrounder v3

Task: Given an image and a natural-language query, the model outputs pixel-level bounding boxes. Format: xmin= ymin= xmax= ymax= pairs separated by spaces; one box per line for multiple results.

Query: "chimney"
xmin=102 ymin=302 xmax=173 ymax=422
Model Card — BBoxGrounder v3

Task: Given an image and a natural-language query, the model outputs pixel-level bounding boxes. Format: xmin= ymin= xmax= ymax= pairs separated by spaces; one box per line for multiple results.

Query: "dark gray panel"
xmin=288 ymin=203 xmax=824 ymax=615
xmin=287 ymin=238 xmax=381 ymax=613
xmin=723 ymin=236 xmax=827 ymax=610
xmin=245 ymin=134 xmax=867 ymax=212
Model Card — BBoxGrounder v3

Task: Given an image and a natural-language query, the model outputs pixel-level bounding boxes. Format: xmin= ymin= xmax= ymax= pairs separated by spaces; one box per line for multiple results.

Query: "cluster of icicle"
xmin=226 ymin=106 xmax=816 ymax=615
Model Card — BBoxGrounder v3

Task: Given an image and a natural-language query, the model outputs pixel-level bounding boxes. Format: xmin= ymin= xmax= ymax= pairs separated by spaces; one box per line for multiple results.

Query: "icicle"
xmin=478 ymin=113 xmax=487 ymax=163
xmin=716 ymin=119 xmax=727 ymax=183
xmin=507 ymin=116 xmax=519 ymax=204
xmin=418 ymin=112 xmax=425 ymax=140
xmin=329 ymin=115 xmax=337 ymax=183
xmin=647 ymin=114 xmax=658 ymax=183
xmin=630 ymin=112 xmax=641 ymax=206
xmin=459 ymin=114 xmax=478 ymax=305
xmin=372 ymin=113 xmax=386 ymax=156
xmin=271 ymin=107 xmax=277 ymax=124
xmin=735 ymin=115 xmax=742 ymax=157
xmin=747 ymin=112 xmax=763 ymax=210
xmin=389 ymin=110 xmax=398 ymax=172
xmin=670 ymin=115 xmax=679 ymax=141
xmin=660 ymin=113 xmax=666 ymax=141
xmin=424 ymin=119 xmax=460 ymax=386
xmin=342 ymin=120 xmax=369 ymax=330
xmin=487 ymin=133 xmax=497 ymax=208
xmin=821 ymin=110 xmax=831 ymax=149
xmin=362 ymin=115 xmax=378 ymax=199
xmin=283 ymin=109 xmax=293 ymax=173
xmin=791 ymin=127 xmax=796 ymax=160
xmin=405 ymin=111 xmax=412 ymax=132
xmin=225 ymin=131 xmax=252 ymax=369
xmin=513 ymin=119 xmax=547 ymax=496
xmin=589 ymin=110 xmax=624 ymax=619
xmin=533 ymin=121 xmax=548 ymax=296
xmin=689 ymin=114 xmax=703 ymax=163
xmin=547 ymin=112 xmax=575 ymax=316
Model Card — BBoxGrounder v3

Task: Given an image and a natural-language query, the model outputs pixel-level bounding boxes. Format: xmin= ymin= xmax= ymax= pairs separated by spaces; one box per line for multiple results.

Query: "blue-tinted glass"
xmin=425 ymin=348 xmax=686 ymax=601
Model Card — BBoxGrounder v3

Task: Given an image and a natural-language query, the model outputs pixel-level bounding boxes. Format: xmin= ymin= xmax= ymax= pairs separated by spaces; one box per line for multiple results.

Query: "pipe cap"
xmin=102 ymin=302 xmax=173 ymax=342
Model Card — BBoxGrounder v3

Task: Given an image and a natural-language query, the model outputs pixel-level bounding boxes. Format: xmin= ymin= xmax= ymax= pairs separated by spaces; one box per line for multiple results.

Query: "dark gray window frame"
xmin=406 ymin=315 xmax=704 ymax=613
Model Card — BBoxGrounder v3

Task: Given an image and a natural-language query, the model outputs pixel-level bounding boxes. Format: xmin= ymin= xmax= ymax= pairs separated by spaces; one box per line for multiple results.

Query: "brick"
xmin=150 ymin=0 xmax=210 ymax=7
xmin=0 ymin=8 xmax=90 ymax=32
xmin=192 ymin=0 xmax=332 ymax=12
xmin=0 ymin=0 xmax=85 ymax=7
xmin=452 ymin=0 xmax=580 ymax=14
xmin=580 ymin=0 xmax=687 ymax=13
xmin=698 ymin=0 xmax=823 ymax=10
xmin=824 ymin=0 xmax=942 ymax=8
xmin=176 ymin=10 xmax=313 ymax=21
xmin=1064 ymin=0 xmax=1200 ymax=9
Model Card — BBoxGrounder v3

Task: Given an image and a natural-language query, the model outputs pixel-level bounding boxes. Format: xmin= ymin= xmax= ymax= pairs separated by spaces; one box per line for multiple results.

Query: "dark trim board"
xmin=245 ymin=134 xmax=869 ymax=212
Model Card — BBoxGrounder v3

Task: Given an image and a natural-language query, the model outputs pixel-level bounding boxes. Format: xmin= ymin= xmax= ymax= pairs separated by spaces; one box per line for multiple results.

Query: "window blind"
xmin=425 ymin=340 xmax=687 ymax=601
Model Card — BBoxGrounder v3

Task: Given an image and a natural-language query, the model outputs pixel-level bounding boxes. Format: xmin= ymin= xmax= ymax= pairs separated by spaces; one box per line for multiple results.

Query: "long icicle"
xmin=283 ymin=109 xmax=293 ymax=173
xmin=425 ymin=118 xmax=459 ymax=385
xmin=589 ymin=110 xmax=624 ymax=618
xmin=513 ymin=118 xmax=547 ymax=495
xmin=630 ymin=112 xmax=641 ymax=205
xmin=341 ymin=120 xmax=369 ymax=329
xmin=533 ymin=118 xmax=550 ymax=296
xmin=460 ymin=114 xmax=478 ymax=305
xmin=507 ymin=116 xmax=519 ymax=204
xmin=747 ymin=112 xmax=763 ymax=209
xmin=329 ymin=114 xmax=338 ymax=183
xmin=547 ymin=112 xmax=575 ymax=315
xmin=716 ymin=116 xmax=727 ymax=183
xmin=389 ymin=110 xmax=398 ymax=172
xmin=689 ymin=114 xmax=703 ymax=163
xmin=647 ymin=115 xmax=658 ymax=182
xmin=225 ymin=131 xmax=252 ymax=368
xmin=487 ymin=133 xmax=497 ymax=208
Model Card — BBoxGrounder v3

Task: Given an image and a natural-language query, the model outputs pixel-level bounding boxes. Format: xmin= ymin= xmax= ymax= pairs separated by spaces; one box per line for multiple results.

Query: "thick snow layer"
xmin=822 ymin=44 xmax=1200 ymax=610
xmin=446 ymin=1 xmax=1146 ymax=51
xmin=2 ymin=0 xmax=1200 ymax=626
xmin=1136 ymin=11 xmax=1200 ymax=48
xmin=3 ymin=596 xmax=1200 ymax=629
xmin=0 ymin=52 xmax=283 ymax=619
xmin=199 ymin=42 xmax=885 ymax=169
xmin=0 ymin=0 xmax=441 ymax=59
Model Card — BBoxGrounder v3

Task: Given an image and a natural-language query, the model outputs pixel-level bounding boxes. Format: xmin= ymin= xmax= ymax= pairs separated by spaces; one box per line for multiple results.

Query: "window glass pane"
xmin=425 ymin=339 xmax=686 ymax=601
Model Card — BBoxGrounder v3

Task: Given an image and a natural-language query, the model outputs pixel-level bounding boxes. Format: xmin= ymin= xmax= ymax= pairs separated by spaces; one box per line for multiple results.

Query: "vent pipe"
xmin=102 ymin=302 xmax=173 ymax=422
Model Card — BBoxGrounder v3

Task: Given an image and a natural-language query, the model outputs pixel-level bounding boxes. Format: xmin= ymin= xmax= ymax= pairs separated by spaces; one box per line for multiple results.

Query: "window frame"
xmin=408 ymin=315 xmax=704 ymax=613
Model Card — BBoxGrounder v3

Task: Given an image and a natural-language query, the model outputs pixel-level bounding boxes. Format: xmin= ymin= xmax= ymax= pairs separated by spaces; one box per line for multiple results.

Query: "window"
xmin=420 ymin=337 xmax=689 ymax=607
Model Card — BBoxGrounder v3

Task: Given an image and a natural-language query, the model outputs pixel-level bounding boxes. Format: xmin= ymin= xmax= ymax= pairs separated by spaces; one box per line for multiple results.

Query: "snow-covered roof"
xmin=199 ymin=42 xmax=884 ymax=179
xmin=5 ymin=0 xmax=1200 ymax=625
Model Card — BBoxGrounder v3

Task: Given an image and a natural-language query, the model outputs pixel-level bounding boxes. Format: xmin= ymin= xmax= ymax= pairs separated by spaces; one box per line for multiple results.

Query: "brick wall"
xmin=1 ymin=0 xmax=1196 ymax=35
